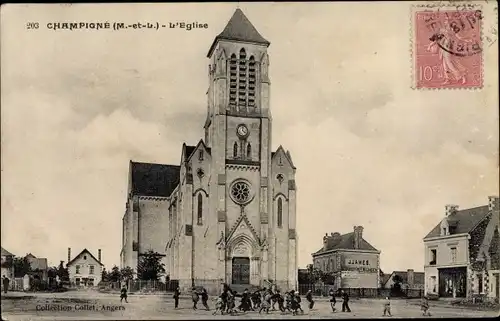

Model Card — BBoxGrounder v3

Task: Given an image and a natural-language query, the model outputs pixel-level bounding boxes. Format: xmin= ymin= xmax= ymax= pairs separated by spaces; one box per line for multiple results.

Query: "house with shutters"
xmin=312 ymin=226 xmax=381 ymax=289
xmin=423 ymin=196 xmax=500 ymax=301
xmin=66 ymin=248 xmax=104 ymax=287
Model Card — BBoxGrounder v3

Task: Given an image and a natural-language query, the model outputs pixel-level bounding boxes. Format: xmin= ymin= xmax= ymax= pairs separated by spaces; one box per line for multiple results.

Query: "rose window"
xmin=231 ymin=181 xmax=251 ymax=204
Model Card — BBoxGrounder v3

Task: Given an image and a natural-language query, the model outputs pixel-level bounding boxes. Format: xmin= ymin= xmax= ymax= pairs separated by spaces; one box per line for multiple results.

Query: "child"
xmin=192 ymin=287 xmax=200 ymax=310
xmin=259 ymin=291 xmax=271 ymax=314
xmin=383 ymin=297 xmax=391 ymax=317
xmin=421 ymin=296 xmax=431 ymax=316
xmin=173 ymin=287 xmax=180 ymax=309
xmin=295 ymin=292 xmax=304 ymax=314
xmin=329 ymin=288 xmax=337 ymax=312
xmin=201 ymin=288 xmax=210 ymax=311
xmin=120 ymin=286 xmax=128 ymax=303
xmin=276 ymin=290 xmax=285 ymax=312
xmin=212 ymin=297 xmax=224 ymax=316
xmin=306 ymin=290 xmax=315 ymax=310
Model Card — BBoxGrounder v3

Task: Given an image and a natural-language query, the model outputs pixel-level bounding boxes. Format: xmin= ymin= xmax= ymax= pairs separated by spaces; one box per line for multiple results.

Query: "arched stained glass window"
xmin=277 ymin=198 xmax=283 ymax=228
xmin=197 ymin=193 xmax=203 ymax=225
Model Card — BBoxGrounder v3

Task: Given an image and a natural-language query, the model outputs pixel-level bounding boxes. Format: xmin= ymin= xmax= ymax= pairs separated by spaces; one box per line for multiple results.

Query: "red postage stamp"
xmin=413 ymin=7 xmax=483 ymax=89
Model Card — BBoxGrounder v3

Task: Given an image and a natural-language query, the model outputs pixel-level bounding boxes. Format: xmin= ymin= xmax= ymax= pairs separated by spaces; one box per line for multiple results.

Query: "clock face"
xmin=237 ymin=124 xmax=248 ymax=137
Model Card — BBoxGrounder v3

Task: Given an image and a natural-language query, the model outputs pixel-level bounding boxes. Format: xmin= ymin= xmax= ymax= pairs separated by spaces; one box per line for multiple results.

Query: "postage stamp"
xmin=412 ymin=5 xmax=484 ymax=89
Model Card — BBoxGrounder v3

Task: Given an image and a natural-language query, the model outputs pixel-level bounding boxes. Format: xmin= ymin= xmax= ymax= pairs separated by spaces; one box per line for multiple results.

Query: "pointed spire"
xmin=207 ymin=9 xmax=270 ymax=57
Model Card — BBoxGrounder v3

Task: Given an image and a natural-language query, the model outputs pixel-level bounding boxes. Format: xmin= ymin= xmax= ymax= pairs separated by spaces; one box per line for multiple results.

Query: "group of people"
xmin=211 ymin=285 xmax=309 ymax=316
xmin=168 ymin=283 xmax=356 ymax=316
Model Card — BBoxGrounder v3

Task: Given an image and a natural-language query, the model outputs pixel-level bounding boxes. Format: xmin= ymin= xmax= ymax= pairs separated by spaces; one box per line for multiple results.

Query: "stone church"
xmin=120 ymin=9 xmax=298 ymax=294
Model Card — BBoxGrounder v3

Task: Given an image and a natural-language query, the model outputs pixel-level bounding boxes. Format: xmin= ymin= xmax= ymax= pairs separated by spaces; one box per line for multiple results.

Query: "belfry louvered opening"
xmin=229 ymin=54 xmax=237 ymax=107
xmin=228 ymin=49 xmax=258 ymax=110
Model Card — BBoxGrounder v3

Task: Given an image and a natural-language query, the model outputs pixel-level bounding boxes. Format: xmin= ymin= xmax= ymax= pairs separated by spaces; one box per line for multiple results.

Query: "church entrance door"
xmin=232 ymin=257 xmax=250 ymax=284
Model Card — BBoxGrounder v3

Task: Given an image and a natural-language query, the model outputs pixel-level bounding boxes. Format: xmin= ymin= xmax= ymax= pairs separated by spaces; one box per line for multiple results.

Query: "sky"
xmin=1 ymin=2 xmax=499 ymax=274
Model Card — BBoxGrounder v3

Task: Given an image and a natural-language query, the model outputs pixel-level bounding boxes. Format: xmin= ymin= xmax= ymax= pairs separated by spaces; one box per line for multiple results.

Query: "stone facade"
xmin=423 ymin=196 xmax=500 ymax=302
xmin=312 ymin=226 xmax=381 ymax=289
xmin=120 ymin=9 xmax=298 ymax=295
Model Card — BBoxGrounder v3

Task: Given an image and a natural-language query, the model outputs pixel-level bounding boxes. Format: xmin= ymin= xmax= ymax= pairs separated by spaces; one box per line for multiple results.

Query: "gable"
xmin=272 ymin=146 xmax=296 ymax=169
xmin=67 ymin=249 xmax=103 ymax=267
xmin=226 ymin=214 xmax=260 ymax=244
xmin=1 ymin=247 xmax=14 ymax=257
xmin=186 ymin=140 xmax=211 ymax=164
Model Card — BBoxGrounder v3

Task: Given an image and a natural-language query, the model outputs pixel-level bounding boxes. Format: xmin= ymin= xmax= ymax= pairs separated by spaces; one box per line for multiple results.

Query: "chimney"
xmin=445 ymin=204 xmax=459 ymax=216
xmin=407 ymin=269 xmax=414 ymax=286
xmin=98 ymin=249 xmax=102 ymax=262
xmin=488 ymin=196 xmax=499 ymax=211
xmin=354 ymin=226 xmax=364 ymax=249
xmin=67 ymin=248 xmax=71 ymax=263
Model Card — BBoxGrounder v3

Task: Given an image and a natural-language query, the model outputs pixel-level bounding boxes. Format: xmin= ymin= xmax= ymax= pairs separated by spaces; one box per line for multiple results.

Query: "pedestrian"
xmin=173 ymin=286 xmax=180 ymax=309
xmin=276 ymin=289 xmax=285 ymax=312
xmin=259 ymin=291 xmax=272 ymax=314
xmin=120 ymin=285 xmax=128 ymax=303
xmin=341 ymin=290 xmax=351 ymax=312
xmin=227 ymin=293 xmax=236 ymax=315
xmin=2 ymin=276 xmax=10 ymax=294
xmin=421 ymin=296 xmax=431 ymax=316
xmin=329 ymin=288 xmax=337 ymax=312
xmin=192 ymin=287 xmax=200 ymax=310
xmin=201 ymin=288 xmax=210 ymax=311
xmin=383 ymin=296 xmax=392 ymax=316
xmin=305 ymin=289 xmax=315 ymax=310
xmin=213 ymin=297 xmax=224 ymax=315
xmin=295 ymin=291 xmax=304 ymax=314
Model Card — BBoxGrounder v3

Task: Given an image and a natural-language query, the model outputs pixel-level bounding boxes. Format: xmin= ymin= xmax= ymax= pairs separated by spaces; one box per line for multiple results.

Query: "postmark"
xmin=412 ymin=4 xmax=484 ymax=89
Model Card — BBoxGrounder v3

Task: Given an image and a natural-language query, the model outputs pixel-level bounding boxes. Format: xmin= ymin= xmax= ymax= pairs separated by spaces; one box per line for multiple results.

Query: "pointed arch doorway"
xmin=232 ymin=257 xmax=250 ymax=284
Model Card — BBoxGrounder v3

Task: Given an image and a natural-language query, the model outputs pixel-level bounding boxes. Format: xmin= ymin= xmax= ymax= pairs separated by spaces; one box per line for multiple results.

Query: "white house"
xmin=66 ymin=248 xmax=104 ymax=287
xmin=1 ymin=247 xmax=15 ymax=280
xmin=423 ymin=196 xmax=499 ymax=301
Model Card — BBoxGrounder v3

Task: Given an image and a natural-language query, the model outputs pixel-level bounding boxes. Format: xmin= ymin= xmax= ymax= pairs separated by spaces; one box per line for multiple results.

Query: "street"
xmin=1 ymin=291 xmax=499 ymax=320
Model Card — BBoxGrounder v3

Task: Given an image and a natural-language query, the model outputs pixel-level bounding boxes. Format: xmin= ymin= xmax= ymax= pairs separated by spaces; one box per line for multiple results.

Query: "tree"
xmin=306 ymin=264 xmax=323 ymax=284
xmin=56 ymin=261 xmax=69 ymax=282
xmin=320 ymin=271 xmax=336 ymax=285
xmin=101 ymin=269 xmax=109 ymax=282
xmin=47 ymin=266 xmax=58 ymax=278
xmin=13 ymin=256 xmax=31 ymax=277
xmin=137 ymin=250 xmax=165 ymax=281
xmin=391 ymin=274 xmax=404 ymax=295
xmin=108 ymin=265 xmax=121 ymax=282
xmin=120 ymin=266 xmax=134 ymax=281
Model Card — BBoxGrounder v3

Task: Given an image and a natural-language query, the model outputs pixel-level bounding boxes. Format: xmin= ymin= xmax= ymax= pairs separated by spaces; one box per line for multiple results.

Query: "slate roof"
xmin=313 ymin=232 xmax=378 ymax=255
xmin=130 ymin=161 xmax=180 ymax=197
xmin=424 ymin=205 xmax=490 ymax=239
xmin=184 ymin=145 xmax=196 ymax=161
xmin=381 ymin=274 xmax=391 ymax=286
xmin=67 ymin=249 xmax=104 ymax=267
xmin=387 ymin=271 xmax=425 ymax=286
xmin=208 ymin=9 xmax=270 ymax=57
xmin=25 ymin=254 xmax=48 ymax=271
xmin=1 ymin=247 xmax=14 ymax=257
